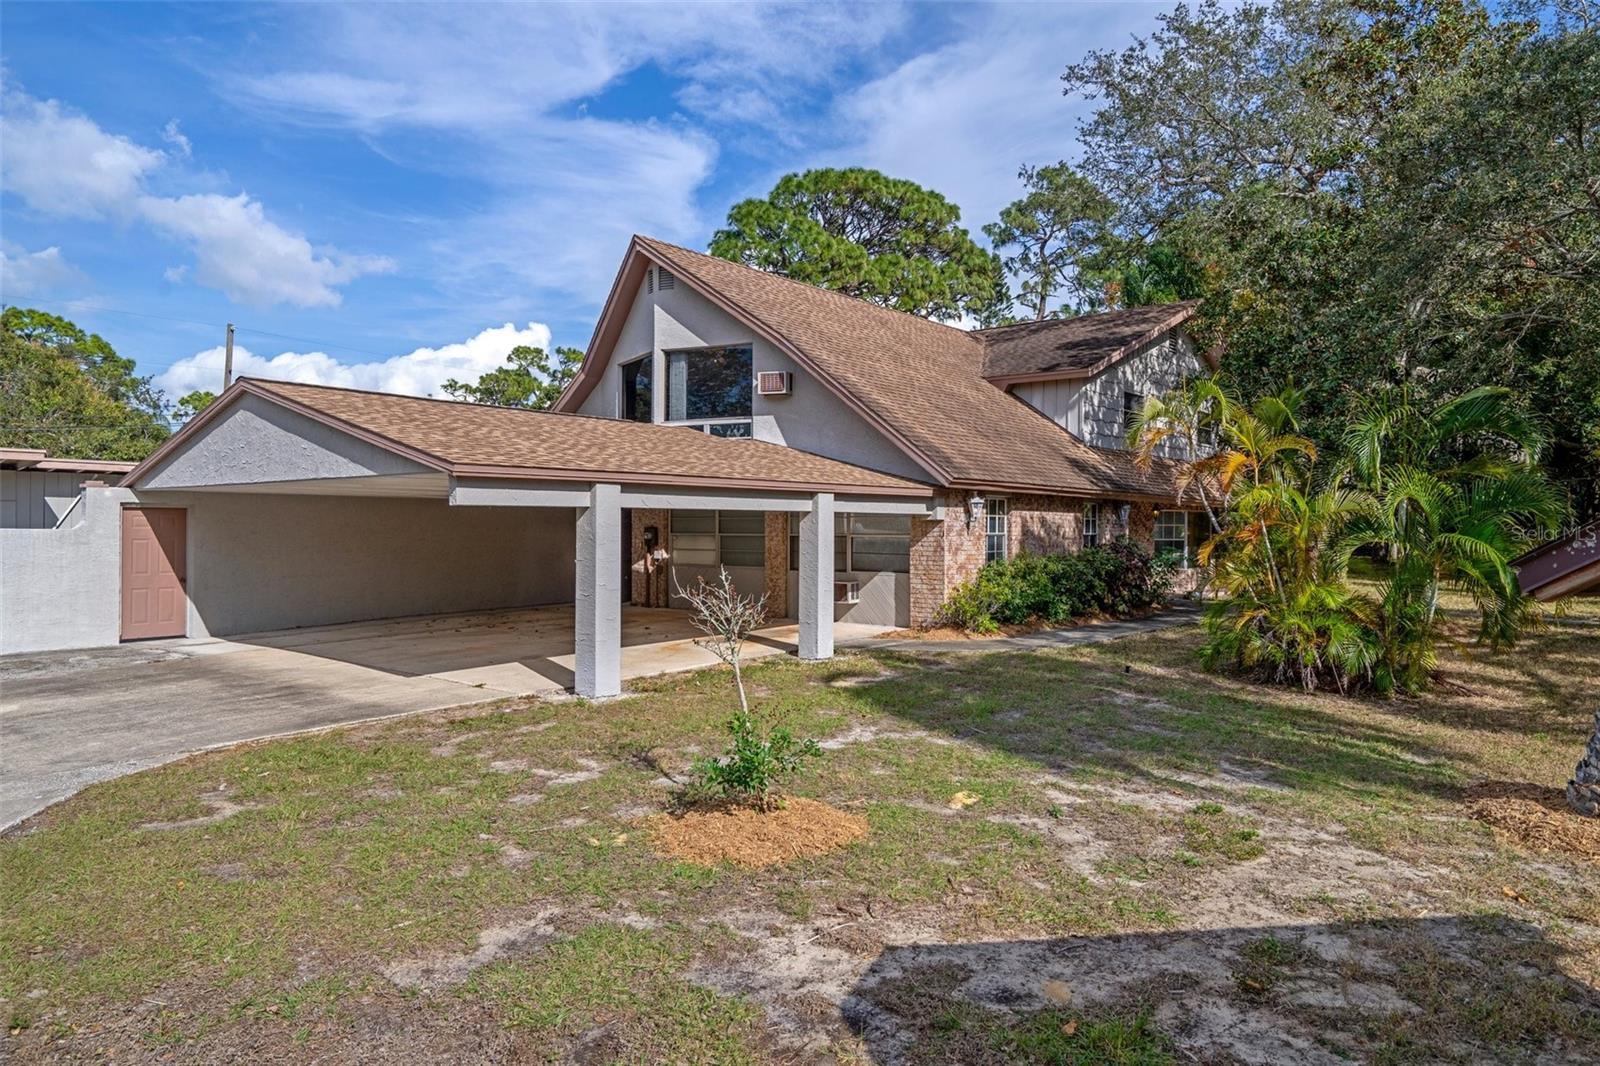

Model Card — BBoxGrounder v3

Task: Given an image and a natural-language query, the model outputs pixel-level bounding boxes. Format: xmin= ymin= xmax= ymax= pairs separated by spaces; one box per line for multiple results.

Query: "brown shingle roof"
xmin=135 ymin=379 xmax=934 ymax=495
xmin=976 ymin=302 xmax=1200 ymax=382
xmin=632 ymin=237 xmax=1190 ymax=500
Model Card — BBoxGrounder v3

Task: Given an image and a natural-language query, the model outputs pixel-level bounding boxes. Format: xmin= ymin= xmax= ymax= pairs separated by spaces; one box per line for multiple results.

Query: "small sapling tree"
xmin=676 ymin=568 xmax=822 ymax=811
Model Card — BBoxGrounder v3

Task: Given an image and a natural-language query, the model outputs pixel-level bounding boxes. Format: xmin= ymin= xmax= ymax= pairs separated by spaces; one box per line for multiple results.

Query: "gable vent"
xmin=656 ymin=266 xmax=676 ymax=291
xmin=646 ymin=268 xmax=654 ymax=294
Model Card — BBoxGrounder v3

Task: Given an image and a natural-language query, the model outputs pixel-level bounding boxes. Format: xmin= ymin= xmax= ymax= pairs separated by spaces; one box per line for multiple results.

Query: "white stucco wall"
xmin=575 ymin=266 xmax=930 ymax=482
xmin=1014 ymin=330 xmax=1204 ymax=457
xmin=0 ymin=486 xmax=131 ymax=654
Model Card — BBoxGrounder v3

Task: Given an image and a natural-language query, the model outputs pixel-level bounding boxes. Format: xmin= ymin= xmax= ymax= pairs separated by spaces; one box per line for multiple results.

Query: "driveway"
xmin=0 ymin=604 xmax=889 ymax=830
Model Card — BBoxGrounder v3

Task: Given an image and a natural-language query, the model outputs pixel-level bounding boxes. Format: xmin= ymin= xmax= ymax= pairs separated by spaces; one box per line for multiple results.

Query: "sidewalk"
xmin=839 ymin=601 xmax=1202 ymax=653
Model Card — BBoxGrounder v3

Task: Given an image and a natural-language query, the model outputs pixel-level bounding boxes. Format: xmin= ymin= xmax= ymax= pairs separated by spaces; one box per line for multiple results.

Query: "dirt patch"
xmin=137 ymin=791 xmax=256 ymax=831
xmin=647 ymin=798 xmax=869 ymax=869
xmin=1466 ymin=782 xmax=1600 ymax=864
xmin=383 ymin=909 xmax=559 ymax=990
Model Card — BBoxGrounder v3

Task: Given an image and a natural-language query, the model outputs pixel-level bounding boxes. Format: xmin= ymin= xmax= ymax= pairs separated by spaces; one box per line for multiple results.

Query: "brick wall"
xmin=909 ymin=492 xmax=988 ymax=625
xmin=629 ymin=507 xmax=670 ymax=607
xmin=1009 ymin=493 xmax=1086 ymax=556
xmin=763 ymin=511 xmax=789 ymax=618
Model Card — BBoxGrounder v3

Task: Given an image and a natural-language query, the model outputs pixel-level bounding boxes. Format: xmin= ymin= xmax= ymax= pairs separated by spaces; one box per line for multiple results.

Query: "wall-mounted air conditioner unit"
xmin=756 ymin=371 xmax=792 ymax=396
xmin=834 ymin=580 xmax=860 ymax=604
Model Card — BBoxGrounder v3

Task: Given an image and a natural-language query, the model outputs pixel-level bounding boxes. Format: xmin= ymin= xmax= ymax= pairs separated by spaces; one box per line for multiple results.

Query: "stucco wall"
xmin=0 ymin=486 xmax=130 ymax=653
xmin=171 ymin=493 xmax=575 ymax=636
xmin=574 ymin=266 xmax=930 ymax=482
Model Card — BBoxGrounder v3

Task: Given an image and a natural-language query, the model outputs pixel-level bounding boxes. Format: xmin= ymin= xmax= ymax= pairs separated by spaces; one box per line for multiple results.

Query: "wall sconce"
xmin=1117 ymin=502 xmax=1132 ymax=526
xmin=967 ymin=494 xmax=985 ymax=528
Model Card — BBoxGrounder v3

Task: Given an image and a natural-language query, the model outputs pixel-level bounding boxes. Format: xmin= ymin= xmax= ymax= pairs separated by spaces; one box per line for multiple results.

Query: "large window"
xmin=671 ymin=510 xmax=764 ymax=568
xmin=789 ymin=513 xmax=910 ymax=573
xmin=621 ymin=355 xmax=652 ymax=423
xmin=666 ymin=345 xmax=752 ymax=434
xmin=985 ymin=497 xmax=1009 ymax=564
xmin=1154 ymin=510 xmax=1189 ymax=565
xmin=1082 ymin=502 xmax=1100 ymax=548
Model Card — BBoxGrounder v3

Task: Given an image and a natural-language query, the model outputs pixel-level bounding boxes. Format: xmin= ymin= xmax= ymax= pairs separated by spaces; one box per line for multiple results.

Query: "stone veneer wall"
xmin=629 ymin=507 xmax=670 ymax=608
xmin=763 ymin=512 xmax=789 ymax=618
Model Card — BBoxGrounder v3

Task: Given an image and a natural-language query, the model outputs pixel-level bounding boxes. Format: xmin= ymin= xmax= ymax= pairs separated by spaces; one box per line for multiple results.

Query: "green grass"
xmin=3 ymin=598 xmax=1598 ymax=1062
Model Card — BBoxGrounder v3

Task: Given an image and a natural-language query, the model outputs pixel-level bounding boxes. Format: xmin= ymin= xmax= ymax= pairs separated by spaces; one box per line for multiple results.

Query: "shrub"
xmin=935 ymin=539 xmax=1173 ymax=632
xmin=691 ymin=707 xmax=823 ymax=811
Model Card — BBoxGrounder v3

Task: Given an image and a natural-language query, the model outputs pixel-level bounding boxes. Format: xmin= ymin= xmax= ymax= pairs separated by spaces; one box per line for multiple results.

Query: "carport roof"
xmin=130 ymin=378 xmax=936 ymax=495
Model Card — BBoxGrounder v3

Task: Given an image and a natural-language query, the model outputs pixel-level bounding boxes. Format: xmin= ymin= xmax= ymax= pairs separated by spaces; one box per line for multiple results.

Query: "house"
xmin=1 ymin=448 xmax=135 ymax=529
xmin=1513 ymin=521 xmax=1600 ymax=601
xmin=0 ymin=236 xmax=1214 ymax=697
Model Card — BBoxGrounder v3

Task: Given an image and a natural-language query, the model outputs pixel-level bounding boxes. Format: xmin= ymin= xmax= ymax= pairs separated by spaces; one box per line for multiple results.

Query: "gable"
xmin=138 ymin=391 xmax=436 ymax=490
xmin=565 ymin=257 xmax=934 ymax=483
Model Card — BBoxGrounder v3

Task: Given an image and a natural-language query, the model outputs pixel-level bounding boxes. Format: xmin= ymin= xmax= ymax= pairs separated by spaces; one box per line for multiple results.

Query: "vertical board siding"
xmin=0 ymin=470 xmax=88 ymax=529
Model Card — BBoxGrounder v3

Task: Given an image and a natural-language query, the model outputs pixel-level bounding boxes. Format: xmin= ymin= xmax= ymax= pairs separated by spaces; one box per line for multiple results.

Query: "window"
xmin=671 ymin=510 xmax=764 ymax=568
xmin=984 ymin=497 xmax=1009 ymax=564
xmin=1154 ymin=510 xmax=1189 ymax=565
xmin=1122 ymin=390 xmax=1144 ymax=439
xmin=665 ymin=345 xmax=752 ymax=433
xmin=1082 ymin=502 xmax=1100 ymax=548
xmin=789 ymin=513 xmax=910 ymax=573
xmin=620 ymin=355 xmax=652 ymax=423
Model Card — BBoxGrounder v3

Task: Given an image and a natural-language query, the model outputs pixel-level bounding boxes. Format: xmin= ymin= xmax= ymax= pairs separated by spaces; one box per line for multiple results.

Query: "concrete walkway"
xmin=839 ymin=602 xmax=1201 ymax=653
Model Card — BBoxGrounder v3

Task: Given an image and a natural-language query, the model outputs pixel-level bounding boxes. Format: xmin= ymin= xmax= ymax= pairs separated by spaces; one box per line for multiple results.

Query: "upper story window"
xmin=665 ymin=344 xmax=752 ymax=435
xmin=1082 ymin=502 xmax=1100 ymax=548
xmin=984 ymin=497 xmax=1009 ymax=564
xmin=621 ymin=355 xmax=652 ymax=423
xmin=1121 ymin=390 xmax=1144 ymax=441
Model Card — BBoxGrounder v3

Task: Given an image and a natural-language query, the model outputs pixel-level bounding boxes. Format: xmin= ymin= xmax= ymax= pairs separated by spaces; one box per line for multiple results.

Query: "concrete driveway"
xmin=0 ymin=604 xmax=889 ymax=829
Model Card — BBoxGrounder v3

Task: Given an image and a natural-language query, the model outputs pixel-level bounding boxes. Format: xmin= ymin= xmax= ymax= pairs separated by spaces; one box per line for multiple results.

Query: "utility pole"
xmin=223 ymin=323 xmax=235 ymax=390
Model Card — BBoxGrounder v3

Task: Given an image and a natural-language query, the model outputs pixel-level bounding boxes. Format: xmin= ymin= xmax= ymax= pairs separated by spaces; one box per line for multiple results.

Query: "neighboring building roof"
xmin=1512 ymin=522 xmax=1600 ymax=601
xmin=976 ymin=302 xmax=1202 ymax=384
xmin=0 ymin=447 xmax=136 ymax=477
xmin=583 ymin=236 xmax=1191 ymax=500
xmin=129 ymin=378 xmax=935 ymax=496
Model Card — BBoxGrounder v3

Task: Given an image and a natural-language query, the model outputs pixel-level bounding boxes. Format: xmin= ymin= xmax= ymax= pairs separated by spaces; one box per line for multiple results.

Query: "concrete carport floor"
xmin=0 ymin=604 xmax=893 ymax=830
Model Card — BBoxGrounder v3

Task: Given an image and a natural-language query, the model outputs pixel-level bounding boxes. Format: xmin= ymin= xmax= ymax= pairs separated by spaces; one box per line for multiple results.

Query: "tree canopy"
xmin=983 ymin=162 xmax=1115 ymax=320
xmin=0 ymin=307 xmax=170 ymax=460
xmin=1059 ymin=0 xmax=1600 ymax=515
xmin=709 ymin=167 xmax=1002 ymax=321
xmin=441 ymin=344 xmax=584 ymax=409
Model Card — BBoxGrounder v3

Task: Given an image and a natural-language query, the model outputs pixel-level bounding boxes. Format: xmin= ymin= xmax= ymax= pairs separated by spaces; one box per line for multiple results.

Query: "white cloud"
xmin=155 ymin=321 xmax=553 ymax=400
xmin=0 ymin=242 xmax=86 ymax=298
xmin=161 ymin=118 xmax=192 ymax=157
xmin=833 ymin=4 xmax=1161 ymax=241
xmin=0 ymin=91 xmax=164 ymax=218
xmin=225 ymin=3 xmax=907 ymax=300
xmin=0 ymin=86 xmax=389 ymax=308
xmin=163 ymin=264 xmax=188 ymax=283
xmin=138 ymin=193 xmax=394 ymax=308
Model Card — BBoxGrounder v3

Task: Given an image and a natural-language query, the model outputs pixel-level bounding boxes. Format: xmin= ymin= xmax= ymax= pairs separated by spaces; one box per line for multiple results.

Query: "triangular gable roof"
xmin=560 ymin=236 xmax=1191 ymax=501
xmin=126 ymin=378 xmax=935 ymax=496
xmin=977 ymin=301 xmax=1205 ymax=384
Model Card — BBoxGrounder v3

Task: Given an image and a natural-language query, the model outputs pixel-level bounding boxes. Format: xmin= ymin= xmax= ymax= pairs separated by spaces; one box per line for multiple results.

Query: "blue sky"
xmin=1 ymin=1 xmax=1175 ymax=403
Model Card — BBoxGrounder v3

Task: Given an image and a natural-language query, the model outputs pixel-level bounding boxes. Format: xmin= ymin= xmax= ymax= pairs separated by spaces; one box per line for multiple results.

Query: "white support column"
xmin=797 ymin=491 xmax=835 ymax=661
xmin=574 ymin=482 xmax=622 ymax=697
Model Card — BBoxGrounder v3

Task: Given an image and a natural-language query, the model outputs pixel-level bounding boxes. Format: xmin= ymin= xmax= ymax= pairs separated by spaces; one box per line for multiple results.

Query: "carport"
xmin=119 ymin=379 xmax=939 ymax=697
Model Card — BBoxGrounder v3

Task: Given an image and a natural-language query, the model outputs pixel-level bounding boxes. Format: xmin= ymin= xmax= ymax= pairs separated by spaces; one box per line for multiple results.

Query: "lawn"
xmin=2 ymin=600 xmax=1597 ymax=1064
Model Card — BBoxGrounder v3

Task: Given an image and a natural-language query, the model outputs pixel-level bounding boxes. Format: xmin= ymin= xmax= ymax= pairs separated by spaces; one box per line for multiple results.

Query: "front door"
xmin=121 ymin=507 xmax=188 ymax=640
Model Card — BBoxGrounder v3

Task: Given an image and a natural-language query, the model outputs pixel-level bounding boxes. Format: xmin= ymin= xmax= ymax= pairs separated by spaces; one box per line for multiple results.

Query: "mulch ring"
xmin=646 ymin=797 xmax=868 ymax=869
xmin=1464 ymin=782 xmax=1600 ymax=864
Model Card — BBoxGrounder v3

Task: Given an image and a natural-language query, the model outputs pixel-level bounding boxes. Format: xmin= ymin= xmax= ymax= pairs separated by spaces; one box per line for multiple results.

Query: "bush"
xmin=935 ymin=539 xmax=1173 ymax=632
xmin=691 ymin=707 xmax=823 ymax=811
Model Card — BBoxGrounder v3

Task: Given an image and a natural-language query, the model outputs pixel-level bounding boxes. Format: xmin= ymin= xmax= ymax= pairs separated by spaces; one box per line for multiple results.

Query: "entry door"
xmin=121 ymin=507 xmax=188 ymax=640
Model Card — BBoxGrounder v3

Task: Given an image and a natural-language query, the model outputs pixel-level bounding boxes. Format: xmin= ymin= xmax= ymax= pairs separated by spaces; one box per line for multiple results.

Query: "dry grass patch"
xmin=647 ymin=798 xmax=868 ymax=869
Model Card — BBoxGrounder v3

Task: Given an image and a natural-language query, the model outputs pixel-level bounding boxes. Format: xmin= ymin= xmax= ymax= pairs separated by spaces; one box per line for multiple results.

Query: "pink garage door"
xmin=121 ymin=507 xmax=188 ymax=640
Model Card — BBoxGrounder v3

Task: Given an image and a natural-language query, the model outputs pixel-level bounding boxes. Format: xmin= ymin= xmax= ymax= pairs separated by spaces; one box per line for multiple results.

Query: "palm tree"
xmin=1340 ymin=386 xmax=1566 ymax=692
xmin=1571 ymin=710 xmax=1600 ymax=818
xmin=1128 ymin=376 xmax=1233 ymax=532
